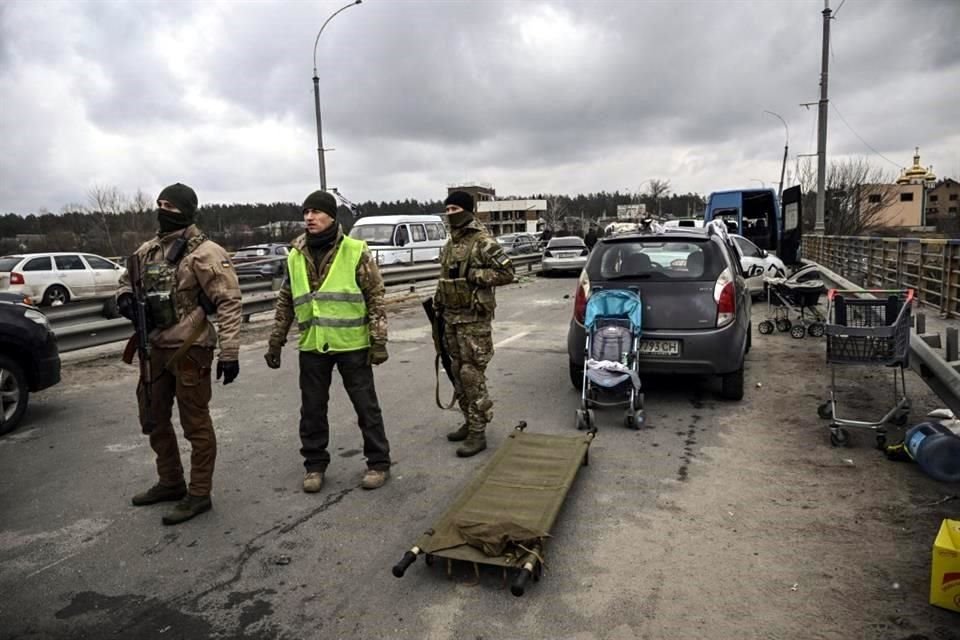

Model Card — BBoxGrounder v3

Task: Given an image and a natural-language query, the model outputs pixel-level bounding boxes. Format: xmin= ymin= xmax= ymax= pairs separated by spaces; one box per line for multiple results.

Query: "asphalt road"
xmin=1 ymin=275 xmax=956 ymax=640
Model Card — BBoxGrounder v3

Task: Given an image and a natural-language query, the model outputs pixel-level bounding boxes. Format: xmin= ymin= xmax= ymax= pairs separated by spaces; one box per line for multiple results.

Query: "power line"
xmin=830 ymin=101 xmax=904 ymax=169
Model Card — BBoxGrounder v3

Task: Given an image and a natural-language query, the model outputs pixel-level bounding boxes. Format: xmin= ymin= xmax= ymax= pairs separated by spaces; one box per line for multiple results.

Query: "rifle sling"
xmin=435 ymin=352 xmax=459 ymax=410
xmin=164 ymin=318 xmax=211 ymax=373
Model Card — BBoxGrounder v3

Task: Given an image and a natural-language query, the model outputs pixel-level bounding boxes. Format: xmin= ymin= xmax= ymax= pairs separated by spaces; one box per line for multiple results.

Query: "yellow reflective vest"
xmin=288 ymin=236 xmax=369 ymax=353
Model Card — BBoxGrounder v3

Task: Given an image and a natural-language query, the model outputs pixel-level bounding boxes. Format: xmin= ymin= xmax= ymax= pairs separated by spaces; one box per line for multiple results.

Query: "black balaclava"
xmin=156 ymin=183 xmax=198 ymax=233
xmin=443 ymin=190 xmax=475 ymax=229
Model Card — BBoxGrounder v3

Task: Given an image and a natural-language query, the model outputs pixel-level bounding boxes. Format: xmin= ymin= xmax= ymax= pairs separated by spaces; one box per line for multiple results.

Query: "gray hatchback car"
xmin=566 ymin=222 xmax=751 ymax=400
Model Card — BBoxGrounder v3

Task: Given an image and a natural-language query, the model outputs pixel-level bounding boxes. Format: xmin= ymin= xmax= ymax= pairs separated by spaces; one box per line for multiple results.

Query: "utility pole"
xmin=815 ymin=0 xmax=832 ymax=233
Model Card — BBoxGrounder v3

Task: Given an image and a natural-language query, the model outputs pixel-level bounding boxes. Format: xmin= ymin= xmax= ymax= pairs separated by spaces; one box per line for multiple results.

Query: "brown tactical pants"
xmin=443 ymin=320 xmax=495 ymax=433
xmin=137 ymin=346 xmax=216 ymax=496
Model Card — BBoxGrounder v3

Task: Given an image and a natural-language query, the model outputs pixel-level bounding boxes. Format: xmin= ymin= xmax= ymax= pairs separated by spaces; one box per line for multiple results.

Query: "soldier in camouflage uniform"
xmin=265 ymin=190 xmax=391 ymax=492
xmin=116 ymin=183 xmax=243 ymax=526
xmin=435 ymin=190 xmax=515 ymax=457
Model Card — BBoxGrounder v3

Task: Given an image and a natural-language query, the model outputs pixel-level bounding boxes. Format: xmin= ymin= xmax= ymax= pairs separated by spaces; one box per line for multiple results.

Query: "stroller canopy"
xmin=585 ymin=289 xmax=642 ymax=330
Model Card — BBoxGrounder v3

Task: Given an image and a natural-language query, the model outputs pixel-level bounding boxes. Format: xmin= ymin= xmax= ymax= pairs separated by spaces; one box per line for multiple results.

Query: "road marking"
xmin=494 ymin=331 xmax=530 ymax=348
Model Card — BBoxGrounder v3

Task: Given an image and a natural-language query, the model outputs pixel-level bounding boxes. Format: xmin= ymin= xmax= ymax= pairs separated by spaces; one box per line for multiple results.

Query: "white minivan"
xmin=349 ymin=215 xmax=447 ymax=266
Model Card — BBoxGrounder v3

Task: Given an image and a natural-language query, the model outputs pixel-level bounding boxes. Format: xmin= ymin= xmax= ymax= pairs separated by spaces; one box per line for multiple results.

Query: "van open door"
xmin=780 ymin=185 xmax=802 ymax=266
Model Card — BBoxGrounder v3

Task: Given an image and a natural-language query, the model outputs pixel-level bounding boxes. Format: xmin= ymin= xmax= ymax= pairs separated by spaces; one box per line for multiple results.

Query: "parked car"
xmin=566 ymin=223 xmax=751 ymax=400
xmin=542 ymin=237 xmax=589 ymax=275
xmin=232 ymin=243 xmax=290 ymax=280
xmin=730 ymin=234 xmax=787 ymax=296
xmin=496 ymin=233 xmax=539 ymax=255
xmin=0 ymin=296 xmax=61 ymax=434
xmin=349 ymin=214 xmax=447 ymax=266
xmin=0 ymin=253 xmax=124 ymax=306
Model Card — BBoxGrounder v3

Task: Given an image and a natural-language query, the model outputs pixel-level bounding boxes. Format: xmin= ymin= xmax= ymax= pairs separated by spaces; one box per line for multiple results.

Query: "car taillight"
xmin=580 ymin=249 xmax=588 ymax=256
xmin=544 ymin=250 xmax=553 ymax=257
xmin=714 ymin=267 xmax=735 ymax=327
xmin=9 ymin=272 xmax=24 ymax=285
xmin=573 ymin=272 xmax=590 ymax=324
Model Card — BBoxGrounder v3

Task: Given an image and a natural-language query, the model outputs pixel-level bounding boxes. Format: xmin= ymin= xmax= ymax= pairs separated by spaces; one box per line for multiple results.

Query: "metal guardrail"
xmin=810 ymin=259 xmax=960 ymax=418
xmin=803 ymin=234 xmax=960 ymax=318
xmin=52 ymin=253 xmax=542 ymax=353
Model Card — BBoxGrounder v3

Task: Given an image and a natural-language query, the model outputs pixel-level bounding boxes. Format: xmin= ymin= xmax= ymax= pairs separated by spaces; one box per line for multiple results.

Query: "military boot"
xmin=456 ymin=431 xmax=487 ymax=458
xmin=446 ymin=424 xmax=470 ymax=442
xmin=161 ymin=494 xmax=212 ymax=526
xmin=132 ymin=481 xmax=187 ymax=506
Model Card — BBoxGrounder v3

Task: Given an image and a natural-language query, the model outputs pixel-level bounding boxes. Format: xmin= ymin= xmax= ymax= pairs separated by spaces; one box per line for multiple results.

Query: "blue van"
xmin=704 ymin=186 xmax=802 ymax=265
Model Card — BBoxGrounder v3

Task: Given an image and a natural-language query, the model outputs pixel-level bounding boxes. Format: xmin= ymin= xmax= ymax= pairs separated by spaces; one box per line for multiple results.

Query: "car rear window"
xmin=235 ymin=247 xmax=269 ymax=257
xmin=588 ymin=239 xmax=725 ymax=281
xmin=548 ymin=238 xmax=585 ymax=249
xmin=0 ymin=256 xmax=23 ymax=271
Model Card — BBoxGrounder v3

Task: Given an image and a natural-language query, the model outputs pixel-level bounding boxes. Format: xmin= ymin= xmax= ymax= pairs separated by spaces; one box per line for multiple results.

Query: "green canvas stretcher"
xmin=392 ymin=422 xmax=596 ymax=596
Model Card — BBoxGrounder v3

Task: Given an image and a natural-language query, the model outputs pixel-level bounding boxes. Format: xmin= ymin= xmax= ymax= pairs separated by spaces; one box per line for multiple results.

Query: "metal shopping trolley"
xmin=816 ymin=288 xmax=915 ymax=448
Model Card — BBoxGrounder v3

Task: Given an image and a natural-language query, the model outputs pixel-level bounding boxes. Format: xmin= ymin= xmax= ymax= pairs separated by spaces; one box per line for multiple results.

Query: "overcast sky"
xmin=1 ymin=0 xmax=958 ymax=214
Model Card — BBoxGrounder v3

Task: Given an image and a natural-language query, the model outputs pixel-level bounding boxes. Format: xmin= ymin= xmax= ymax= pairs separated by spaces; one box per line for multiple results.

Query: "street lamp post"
xmin=312 ymin=0 xmax=362 ymax=191
xmin=763 ymin=110 xmax=789 ymax=206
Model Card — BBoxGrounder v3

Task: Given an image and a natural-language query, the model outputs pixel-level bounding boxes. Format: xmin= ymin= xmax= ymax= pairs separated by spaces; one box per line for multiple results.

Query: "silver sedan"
xmin=541 ymin=237 xmax=588 ymax=275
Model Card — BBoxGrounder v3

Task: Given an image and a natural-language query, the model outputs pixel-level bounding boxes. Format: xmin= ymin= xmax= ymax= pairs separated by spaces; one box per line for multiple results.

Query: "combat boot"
xmin=446 ymin=424 xmax=470 ymax=442
xmin=161 ymin=494 xmax=212 ymax=526
xmin=131 ymin=481 xmax=187 ymax=506
xmin=456 ymin=432 xmax=487 ymax=458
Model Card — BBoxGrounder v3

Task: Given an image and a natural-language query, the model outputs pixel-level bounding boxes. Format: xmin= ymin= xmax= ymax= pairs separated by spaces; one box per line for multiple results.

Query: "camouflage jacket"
xmin=269 ymin=227 xmax=387 ymax=349
xmin=435 ymin=219 xmax=515 ymax=324
xmin=117 ymin=224 xmax=243 ymax=360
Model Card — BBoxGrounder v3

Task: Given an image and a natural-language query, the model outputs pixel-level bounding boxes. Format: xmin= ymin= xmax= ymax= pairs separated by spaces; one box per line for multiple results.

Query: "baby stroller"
xmin=758 ymin=263 xmax=827 ymax=339
xmin=575 ymin=288 xmax=645 ymax=430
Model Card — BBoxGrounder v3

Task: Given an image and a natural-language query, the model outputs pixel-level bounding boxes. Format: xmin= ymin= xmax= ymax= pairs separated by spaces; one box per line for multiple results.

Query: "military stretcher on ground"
xmin=392 ymin=422 xmax=596 ymax=596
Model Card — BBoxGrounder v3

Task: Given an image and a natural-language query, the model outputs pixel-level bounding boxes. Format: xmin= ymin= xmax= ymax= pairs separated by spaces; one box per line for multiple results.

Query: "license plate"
xmin=637 ymin=339 xmax=680 ymax=357
xmin=558 ymin=252 xmax=579 ymax=258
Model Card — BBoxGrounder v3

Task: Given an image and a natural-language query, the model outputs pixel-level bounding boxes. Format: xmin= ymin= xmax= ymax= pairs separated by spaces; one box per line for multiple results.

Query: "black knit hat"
xmin=444 ymin=190 xmax=475 ymax=213
xmin=302 ymin=190 xmax=338 ymax=217
xmin=157 ymin=183 xmax=198 ymax=214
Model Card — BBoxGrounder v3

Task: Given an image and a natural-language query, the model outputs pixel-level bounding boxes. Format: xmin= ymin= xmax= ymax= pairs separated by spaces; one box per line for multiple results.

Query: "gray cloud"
xmin=1 ymin=0 xmax=958 ymax=214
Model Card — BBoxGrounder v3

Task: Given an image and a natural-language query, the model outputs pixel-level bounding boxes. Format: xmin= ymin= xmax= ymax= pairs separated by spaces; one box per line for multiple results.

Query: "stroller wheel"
xmin=808 ymin=322 xmax=825 ymax=338
xmin=624 ymin=411 xmax=638 ymax=430
xmin=829 ymin=427 xmax=849 ymax=447
xmin=632 ymin=392 xmax=644 ymax=412
xmin=758 ymin=320 xmax=774 ymax=335
xmin=776 ymin=318 xmax=792 ymax=333
xmin=790 ymin=325 xmax=806 ymax=339
xmin=575 ymin=409 xmax=587 ymax=431
xmin=817 ymin=402 xmax=833 ymax=419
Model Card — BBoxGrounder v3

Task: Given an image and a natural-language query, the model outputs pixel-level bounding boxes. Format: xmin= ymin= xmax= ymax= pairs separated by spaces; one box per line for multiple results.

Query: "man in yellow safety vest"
xmin=265 ymin=190 xmax=391 ymax=492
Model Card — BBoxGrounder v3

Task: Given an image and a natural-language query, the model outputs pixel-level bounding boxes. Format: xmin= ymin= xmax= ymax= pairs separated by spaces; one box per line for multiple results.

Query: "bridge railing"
xmin=803 ymin=235 xmax=960 ymax=318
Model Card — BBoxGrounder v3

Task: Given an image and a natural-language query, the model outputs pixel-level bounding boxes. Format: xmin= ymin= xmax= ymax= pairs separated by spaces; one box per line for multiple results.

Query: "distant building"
xmin=857 ymin=148 xmax=936 ymax=229
xmin=925 ymin=178 xmax=960 ymax=230
xmin=476 ymin=199 xmax=546 ymax=236
xmin=616 ymin=204 xmax=646 ymax=220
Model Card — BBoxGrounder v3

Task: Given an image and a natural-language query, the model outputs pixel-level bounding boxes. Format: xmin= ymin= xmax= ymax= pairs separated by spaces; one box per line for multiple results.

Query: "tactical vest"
xmin=435 ymin=231 xmax=496 ymax=319
xmin=288 ymin=236 xmax=369 ymax=353
xmin=143 ymin=232 xmax=208 ymax=329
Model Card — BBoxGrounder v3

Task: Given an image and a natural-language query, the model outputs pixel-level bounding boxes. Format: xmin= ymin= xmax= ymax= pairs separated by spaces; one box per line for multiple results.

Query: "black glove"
xmin=264 ymin=345 xmax=282 ymax=370
xmin=216 ymin=359 xmax=240 ymax=385
xmin=117 ymin=293 xmax=135 ymax=321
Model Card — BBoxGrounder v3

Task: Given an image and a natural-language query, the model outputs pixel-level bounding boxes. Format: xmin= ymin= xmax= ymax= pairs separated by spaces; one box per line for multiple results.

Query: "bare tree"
xmin=543 ymin=196 xmax=569 ymax=231
xmin=644 ymin=179 xmax=671 ymax=217
xmin=87 ymin=184 xmax=127 ymax=255
xmin=797 ymin=157 xmax=898 ymax=235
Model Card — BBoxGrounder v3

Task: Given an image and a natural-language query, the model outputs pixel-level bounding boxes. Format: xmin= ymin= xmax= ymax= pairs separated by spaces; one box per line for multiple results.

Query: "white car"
xmin=730 ymin=235 xmax=786 ymax=296
xmin=0 ymin=252 xmax=125 ymax=306
xmin=541 ymin=237 xmax=589 ymax=275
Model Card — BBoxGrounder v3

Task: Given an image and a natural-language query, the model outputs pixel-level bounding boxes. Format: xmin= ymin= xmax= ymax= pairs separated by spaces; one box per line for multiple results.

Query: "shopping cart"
xmin=816 ymin=288 xmax=915 ymax=448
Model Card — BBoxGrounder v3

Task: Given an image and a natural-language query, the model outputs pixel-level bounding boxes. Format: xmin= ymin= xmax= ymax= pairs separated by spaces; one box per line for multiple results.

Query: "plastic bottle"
xmin=905 ymin=421 xmax=960 ymax=483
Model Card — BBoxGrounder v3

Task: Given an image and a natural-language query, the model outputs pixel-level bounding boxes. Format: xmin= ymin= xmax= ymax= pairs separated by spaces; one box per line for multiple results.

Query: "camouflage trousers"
xmin=137 ymin=346 xmax=216 ymax=496
xmin=443 ymin=320 xmax=494 ymax=434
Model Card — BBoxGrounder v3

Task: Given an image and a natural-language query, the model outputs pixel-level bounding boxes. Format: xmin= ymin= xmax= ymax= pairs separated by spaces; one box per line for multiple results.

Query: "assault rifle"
xmin=122 ymin=255 xmax=156 ymax=434
xmin=423 ymin=298 xmax=458 ymax=410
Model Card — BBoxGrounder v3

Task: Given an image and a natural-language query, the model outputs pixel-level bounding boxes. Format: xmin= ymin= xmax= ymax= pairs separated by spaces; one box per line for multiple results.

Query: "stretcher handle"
xmin=511 ymin=566 xmax=534 ymax=597
xmin=392 ymin=546 xmax=421 ymax=577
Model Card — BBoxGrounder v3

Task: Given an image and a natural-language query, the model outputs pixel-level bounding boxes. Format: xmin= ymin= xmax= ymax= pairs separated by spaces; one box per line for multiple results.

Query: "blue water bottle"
xmin=905 ymin=422 xmax=960 ymax=483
